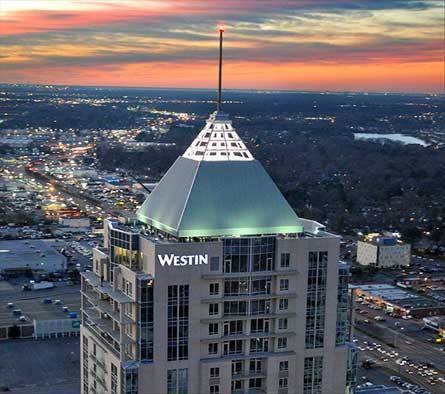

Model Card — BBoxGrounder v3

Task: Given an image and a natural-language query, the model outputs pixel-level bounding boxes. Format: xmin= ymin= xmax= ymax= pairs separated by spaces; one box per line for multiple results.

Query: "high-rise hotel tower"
xmin=80 ymin=30 xmax=355 ymax=394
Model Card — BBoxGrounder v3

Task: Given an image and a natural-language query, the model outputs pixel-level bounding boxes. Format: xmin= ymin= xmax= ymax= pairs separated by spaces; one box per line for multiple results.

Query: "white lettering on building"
xmin=157 ymin=254 xmax=209 ymax=267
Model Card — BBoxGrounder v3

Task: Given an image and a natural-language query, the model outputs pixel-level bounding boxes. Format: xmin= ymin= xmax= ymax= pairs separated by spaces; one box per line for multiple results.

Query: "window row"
xmin=207 ymin=336 xmax=289 ymax=356
xmin=208 ymin=316 xmax=289 ymax=336
xmin=209 ymin=296 xmax=290 ymax=317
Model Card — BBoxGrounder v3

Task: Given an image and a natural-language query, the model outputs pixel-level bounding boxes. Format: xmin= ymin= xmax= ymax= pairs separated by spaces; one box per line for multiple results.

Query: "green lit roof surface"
xmin=136 ymin=111 xmax=303 ymax=238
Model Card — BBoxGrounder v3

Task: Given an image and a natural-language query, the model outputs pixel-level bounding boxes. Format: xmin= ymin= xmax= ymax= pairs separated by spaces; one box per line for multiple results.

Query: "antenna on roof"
xmin=217 ymin=26 xmax=224 ymax=112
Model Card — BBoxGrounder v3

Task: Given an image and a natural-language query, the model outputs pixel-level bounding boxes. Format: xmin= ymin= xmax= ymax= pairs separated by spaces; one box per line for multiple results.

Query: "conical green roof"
xmin=137 ymin=111 xmax=303 ymax=238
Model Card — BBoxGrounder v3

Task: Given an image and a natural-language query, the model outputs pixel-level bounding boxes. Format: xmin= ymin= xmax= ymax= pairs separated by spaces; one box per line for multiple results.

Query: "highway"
xmin=355 ymin=304 xmax=445 ymax=372
xmin=354 ymin=301 xmax=445 ymax=393
xmin=355 ymin=329 xmax=445 ymax=393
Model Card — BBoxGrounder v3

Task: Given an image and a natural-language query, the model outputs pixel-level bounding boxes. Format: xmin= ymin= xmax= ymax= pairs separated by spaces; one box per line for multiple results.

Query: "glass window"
xmin=209 ymin=303 xmax=219 ymax=316
xmin=123 ymin=367 xmax=138 ymax=394
xmin=304 ymin=356 xmax=323 ymax=394
xmin=280 ymin=279 xmax=289 ymax=291
xmin=336 ymin=264 xmax=350 ymax=346
xmin=278 ymin=318 xmax=288 ymax=330
xmin=138 ymin=278 xmax=153 ymax=362
xmin=279 ymin=298 xmax=289 ymax=311
xmin=249 ymin=378 xmax=262 ymax=389
xmin=232 ymin=360 xmax=243 ymax=376
xmin=250 ymin=318 xmax=269 ymax=334
xmin=250 ymin=277 xmax=272 ymax=295
xmin=210 ymin=367 xmax=219 ymax=378
xmin=209 ymin=323 xmax=218 ymax=336
xmin=168 ymin=285 xmax=189 ymax=361
xmin=232 ymin=380 xmax=243 ymax=391
xmin=278 ymin=337 xmax=287 ymax=349
xmin=250 ymin=338 xmax=269 ymax=353
xmin=279 ymin=377 xmax=288 ymax=388
xmin=210 ymin=385 xmax=219 ymax=394
xmin=280 ymin=361 xmax=289 ymax=371
xmin=224 ymin=278 xmax=249 ymax=296
xmin=209 ymin=283 xmax=219 ymax=296
xmin=223 ymin=237 xmax=276 ymax=273
xmin=280 ymin=253 xmax=290 ymax=268
xmin=249 ymin=358 xmax=263 ymax=373
xmin=223 ymin=340 xmax=243 ymax=355
xmin=208 ymin=343 xmax=218 ymax=355
xmin=224 ymin=320 xmax=243 ymax=336
xmin=306 ymin=252 xmax=328 ymax=349
xmin=251 ymin=299 xmax=271 ymax=315
xmin=223 ymin=301 xmax=247 ymax=316
xmin=167 ymin=368 xmax=188 ymax=394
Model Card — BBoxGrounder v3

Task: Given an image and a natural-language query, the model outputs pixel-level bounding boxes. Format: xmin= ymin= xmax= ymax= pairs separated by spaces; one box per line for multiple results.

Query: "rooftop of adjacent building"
xmin=0 ymin=239 xmax=66 ymax=265
xmin=0 ymin=290 xmax=80 ymax=327
xmin=360 ymin=233 xmax=408 ymax=247
xmin=351 ymin=283 xmax=442 ymax=309
xmin=423 ymin=315 xmax=445 ymax=326
xmin=356 ymin=384 xmax=411 ymax=394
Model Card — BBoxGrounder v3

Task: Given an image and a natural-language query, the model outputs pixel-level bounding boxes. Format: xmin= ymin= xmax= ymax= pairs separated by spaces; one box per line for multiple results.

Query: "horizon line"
xmin=1 ymin=82 xmax=443 ymax=97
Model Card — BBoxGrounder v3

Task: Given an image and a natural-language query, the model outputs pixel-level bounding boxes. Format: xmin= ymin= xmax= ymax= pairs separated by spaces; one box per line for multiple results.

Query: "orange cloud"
xmin=0 ymin=0 xmax=443 ymax=92
xmin=2 ymin=60 xmax=443 ymax=93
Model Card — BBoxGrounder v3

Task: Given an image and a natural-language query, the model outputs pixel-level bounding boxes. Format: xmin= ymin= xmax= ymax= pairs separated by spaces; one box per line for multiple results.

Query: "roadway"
xmin=355 ymin=329 xmax=445 ymax=393
xmin=354 ymin=300 xmax=445 ymax=393
xmin=354 ymin=302 xmax=445 ymax=371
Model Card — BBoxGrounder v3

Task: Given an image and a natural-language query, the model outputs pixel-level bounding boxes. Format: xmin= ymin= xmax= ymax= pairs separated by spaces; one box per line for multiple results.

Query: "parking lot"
xmin=0 ymin=337 xmax=80 ymax=393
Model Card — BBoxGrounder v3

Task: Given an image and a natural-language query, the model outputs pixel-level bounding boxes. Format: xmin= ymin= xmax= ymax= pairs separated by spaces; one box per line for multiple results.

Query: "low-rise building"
xmin=352 ymin=283 xmax=445 ymax=318
xmin=0 ymin=291 xmax=80 ymax=340
xmin=357 ymin=234 xmax=410 ymax=268
xmin=59 ymin=217 xmax=91 ymax=228
xmin=0 ymin=239 xmax=67 ymax=274
xmin=423 ymin=316 xmax=445 ymax=338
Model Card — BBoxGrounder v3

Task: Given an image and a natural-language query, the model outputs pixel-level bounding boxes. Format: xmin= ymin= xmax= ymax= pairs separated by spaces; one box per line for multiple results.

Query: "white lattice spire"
xmin=183 ymin=28 xmax=253 ymax=162
xmin=183 ymin=111 xmax=254 ymax=162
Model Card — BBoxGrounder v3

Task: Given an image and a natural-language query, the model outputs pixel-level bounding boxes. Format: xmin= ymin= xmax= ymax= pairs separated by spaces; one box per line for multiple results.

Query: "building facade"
xmin=80 ymin=111 xmax=355 ymax=394
xmin=357 ymin=235 xmax=410 ymax=268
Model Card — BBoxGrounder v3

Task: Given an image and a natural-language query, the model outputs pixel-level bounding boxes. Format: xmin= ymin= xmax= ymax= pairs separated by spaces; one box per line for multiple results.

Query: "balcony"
xmin=83 ymin=290 xmax=134 ymax=326
xmin=201 ymin=331 xmax=272 ymax=343
xmin=83 ymin=312 xmax=124 ymax=357
xmin=89 ymin=354 xmax=107 ymax=372
xmin=201 ymin=312 xmax=296 ymax=323
xmin=232 ymin=389 xmax=266 ymax=394
xmin=202 ymin=292 xmax=297 ymax=303
xmin=231 ymin=371 xmax=267 ymax=380
xmin=90 ymin=369 xmax=107 ymax=390
xmin=82 ymin=271 xmax=133 ymax=304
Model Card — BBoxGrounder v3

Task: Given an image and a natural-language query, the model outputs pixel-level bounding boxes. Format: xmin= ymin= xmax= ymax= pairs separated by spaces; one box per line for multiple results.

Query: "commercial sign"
xmin=157 ymin=254 xmax=209 ymax=267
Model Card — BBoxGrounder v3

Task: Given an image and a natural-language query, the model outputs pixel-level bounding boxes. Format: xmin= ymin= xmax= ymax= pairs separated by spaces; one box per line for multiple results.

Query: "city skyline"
xmin=1 ymin=0 xmax=444 ymax=93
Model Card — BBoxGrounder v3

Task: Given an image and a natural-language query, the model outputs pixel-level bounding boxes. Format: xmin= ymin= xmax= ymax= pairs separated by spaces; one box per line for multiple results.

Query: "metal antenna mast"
xmin=217 ymin=27 xmax=224 ymax=112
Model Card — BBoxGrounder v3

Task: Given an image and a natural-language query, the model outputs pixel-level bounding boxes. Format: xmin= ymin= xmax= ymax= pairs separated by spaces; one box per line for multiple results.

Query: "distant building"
xmin=59 ymin=217 xmax=91 ymax=228
xmin=352 ymin=283 xmax=445 ymax=318
xmin=423 ymin=316 xmax=445 ymax=338
xmin=356 ymin=384 xmax=410 ymax=393
xmin=0 ymin=239 xmax=67 ymax=274
xmin=72 ymin=167 xmax=98 ymax=178
xmin=357 ymin=234 xmax=410 ymax=268
xmin=0 ymin=293 xmax=80 ymax=340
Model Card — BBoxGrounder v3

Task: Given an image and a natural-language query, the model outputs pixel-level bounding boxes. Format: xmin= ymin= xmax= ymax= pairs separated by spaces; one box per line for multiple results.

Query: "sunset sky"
xmin=1 ymin=0 xmax=444 ymax=93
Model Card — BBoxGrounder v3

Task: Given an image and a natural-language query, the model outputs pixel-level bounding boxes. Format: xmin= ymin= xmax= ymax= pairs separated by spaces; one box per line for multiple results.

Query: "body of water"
xmin=354 ymin=133 xmax=428 ymax=146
